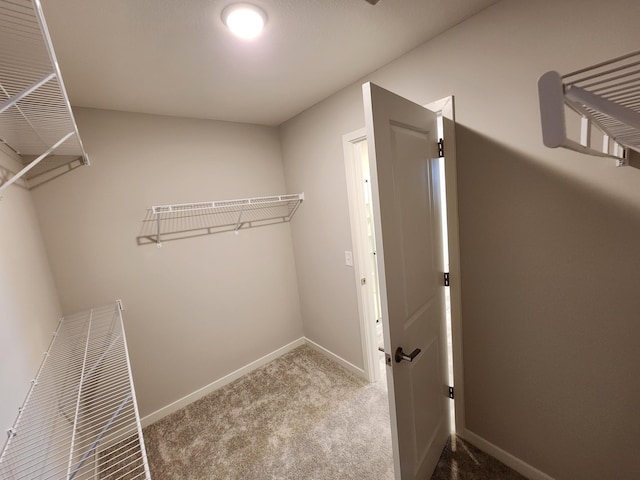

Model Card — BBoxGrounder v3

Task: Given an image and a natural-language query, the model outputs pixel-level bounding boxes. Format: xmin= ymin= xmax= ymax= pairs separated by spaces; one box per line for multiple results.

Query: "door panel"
xmin=363 ymin=82 xmax=449 ymax=480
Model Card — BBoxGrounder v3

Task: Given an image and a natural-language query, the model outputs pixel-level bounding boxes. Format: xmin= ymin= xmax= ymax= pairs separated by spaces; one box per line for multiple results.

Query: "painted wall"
xmin=280 ymin=87 xmax=366 ymax=369
xmin=0 ymin=146 xmax=62 ymax=434
xmin=280 ymin=0 xmax=640 ymax=478
xmin=30 ymin=109 xmax=303 ymax=417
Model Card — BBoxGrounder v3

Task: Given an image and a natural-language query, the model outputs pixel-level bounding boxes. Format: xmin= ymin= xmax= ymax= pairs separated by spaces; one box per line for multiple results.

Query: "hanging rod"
xmin=538 ymin=49 xmax=640 ymax=165
xmin=145 ymin=193 xmax=304 ymax=246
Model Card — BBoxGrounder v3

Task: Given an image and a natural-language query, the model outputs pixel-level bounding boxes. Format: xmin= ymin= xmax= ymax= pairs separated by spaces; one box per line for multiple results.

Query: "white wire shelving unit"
xmin=138 ymin=193 xmax=304 ymax=246
xmin=0 ymin=0 xmax=89 ymax=193
xmin=0 ymin=302 xmax=151 ymax=480
xmin=538 ymin=49 xmax=640 ymax=166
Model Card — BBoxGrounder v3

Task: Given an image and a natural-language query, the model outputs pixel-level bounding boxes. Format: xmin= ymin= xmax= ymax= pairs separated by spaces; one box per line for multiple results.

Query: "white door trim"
xmin=343 ymin=128 xmax=379 ymax=383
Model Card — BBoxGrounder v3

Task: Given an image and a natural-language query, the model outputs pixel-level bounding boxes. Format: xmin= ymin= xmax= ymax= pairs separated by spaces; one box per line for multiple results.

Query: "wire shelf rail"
xmin=0 ymin=302 xmax=151 ymax=480
xmin=138 ymin=193 xmax=304 ymax=246
xmin=0 ymin=0 xmax=89 ymax=193
xmin=538 ymin=49 xmax=640 ymax=165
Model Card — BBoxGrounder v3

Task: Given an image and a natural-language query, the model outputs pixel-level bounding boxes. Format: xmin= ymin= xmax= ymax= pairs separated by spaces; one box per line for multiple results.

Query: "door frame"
xmin=343 ymin=96 xmax=466 ymax=433
xmin=343 ymin=127 xmax=380 ymax=383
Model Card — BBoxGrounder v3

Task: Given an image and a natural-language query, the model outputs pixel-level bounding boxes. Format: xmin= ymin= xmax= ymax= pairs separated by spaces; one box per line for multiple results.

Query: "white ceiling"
xmin=42 ymin=0 xmax=497 ymax=126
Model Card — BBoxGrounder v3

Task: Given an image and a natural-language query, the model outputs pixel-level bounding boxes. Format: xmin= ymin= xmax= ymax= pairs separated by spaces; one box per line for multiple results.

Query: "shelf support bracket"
xmin=156 ymin=213 xmax=162 ymax=247
xmin=0 ymin=72 xmax=56 ymax=115
xmin=234 ymin=205 xmax=245 ymax=232
xmin=0 ymin=131 xmax=75 ymax=194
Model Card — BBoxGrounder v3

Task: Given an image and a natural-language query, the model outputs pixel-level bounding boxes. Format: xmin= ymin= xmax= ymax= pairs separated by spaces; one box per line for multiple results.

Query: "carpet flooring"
xmin=143 ymin=345 xmax=393 ymax=479
xmin=143 ymin=345 xmax=526 ymax=479
xmin=432 ymin=436 xmax=527 ymax=480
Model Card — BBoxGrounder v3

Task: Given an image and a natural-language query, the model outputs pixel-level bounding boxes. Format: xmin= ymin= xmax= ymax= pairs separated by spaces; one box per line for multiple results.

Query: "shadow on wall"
xmin=455 ymin=124 xmax=640 ymax=479
xmin=0 ymin=155 xmax=84 ymax=191
xmin=25 ymin=156 xmax=85 ymax=190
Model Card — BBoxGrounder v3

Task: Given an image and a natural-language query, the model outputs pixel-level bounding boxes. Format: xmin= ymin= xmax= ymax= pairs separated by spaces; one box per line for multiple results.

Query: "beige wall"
xmin=280 ymin=0 xmax=640 ymax=478
xmin=0 ymin=146 xmax=62 ymax=432
xmin=280 ymin=87 xmax=366 ymax=368
xmin=30 ymin=108 xmax=303 ymax=417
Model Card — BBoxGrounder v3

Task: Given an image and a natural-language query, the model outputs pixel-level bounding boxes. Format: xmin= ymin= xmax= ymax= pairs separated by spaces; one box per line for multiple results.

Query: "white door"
xmin=363 ymin=82 xmax=449 ymax=479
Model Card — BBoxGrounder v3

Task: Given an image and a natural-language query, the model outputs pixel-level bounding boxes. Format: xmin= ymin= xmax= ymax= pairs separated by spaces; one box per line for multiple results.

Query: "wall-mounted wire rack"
xmin=0 ymin=0 xmax=89 ymax=193
xmin=0 ymin=302 xmax=151 ymax=480
xmin=538 ymin=49 xmax=640 ymax=166
xmin=138 ymin=193 xmax=304 ymax=246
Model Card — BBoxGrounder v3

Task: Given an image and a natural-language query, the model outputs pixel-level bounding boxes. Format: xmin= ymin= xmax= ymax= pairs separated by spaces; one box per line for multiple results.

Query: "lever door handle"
xmin=395 ymin=347 xmax=421 ymax=363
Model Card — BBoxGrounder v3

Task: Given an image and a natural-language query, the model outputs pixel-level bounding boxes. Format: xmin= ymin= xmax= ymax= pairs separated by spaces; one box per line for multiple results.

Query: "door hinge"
xmin=448 ymin=386 xmax=454 ymax=399
xmin=438 ymin=138 xmax=445 ymax=158
xmin=444 ymin=272 xmax=450 ymax=287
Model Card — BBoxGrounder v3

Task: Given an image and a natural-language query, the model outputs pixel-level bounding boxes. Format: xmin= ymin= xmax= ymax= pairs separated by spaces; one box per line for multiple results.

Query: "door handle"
xmin=394 ymin=347 xmax=421 ymax=363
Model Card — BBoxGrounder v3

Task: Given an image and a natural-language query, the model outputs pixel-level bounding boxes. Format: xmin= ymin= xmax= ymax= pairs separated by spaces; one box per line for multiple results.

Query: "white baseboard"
xmin=461 ymin=429 xmax=555 ymax=480
xmin=140 ymin=337 xmax=306 ymax=427
xmin=304 ymin=337 xmax=366 ymax=379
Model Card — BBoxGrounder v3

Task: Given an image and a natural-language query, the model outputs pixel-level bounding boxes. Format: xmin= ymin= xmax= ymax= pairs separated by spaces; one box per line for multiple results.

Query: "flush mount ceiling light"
xmin=222 ymin=3 xmax=267 ymax=40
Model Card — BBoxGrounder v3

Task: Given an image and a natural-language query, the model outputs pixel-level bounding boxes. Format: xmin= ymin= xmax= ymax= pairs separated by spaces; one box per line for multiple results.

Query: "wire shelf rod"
xmin=563 ymin=49 xmax=640 ymax=79
xmin=564 ymin=58 xmax=640 ymax=86
xmin=68 ymin=394 xmax=132 ymax=480
xmin=151 ymin=193 xmax=304 ymax=214
xmin=0 ymin=318 xmax=63 ymax=465
xmin=0 ymin=71 xmax=55 ymax=113
xmin=576 ymin=69 xmax=640 ymax=92
xmin=32 ymin=0 xmax=88 ymax=163
xmin=565 ymin=86 xmax=640 ymax=132
xmin=118 ymin=304 xmax=151 ymax=480
xmin=66 ymin=308 xmax=93 ymax=479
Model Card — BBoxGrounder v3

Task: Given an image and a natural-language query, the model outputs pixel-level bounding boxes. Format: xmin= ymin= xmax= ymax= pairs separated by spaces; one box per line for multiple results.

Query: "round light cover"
xmin=222 ymin=3 xmax=266 ymax=40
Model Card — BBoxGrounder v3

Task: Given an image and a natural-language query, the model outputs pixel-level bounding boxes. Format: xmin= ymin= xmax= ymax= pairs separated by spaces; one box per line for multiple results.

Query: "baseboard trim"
xmin=304 ymin=337 xmax=366 ymax=379
xmin=140 ymin=337 xmax=306 ymax=427
xmin=461 ymin=429 xmax=555 ymax=480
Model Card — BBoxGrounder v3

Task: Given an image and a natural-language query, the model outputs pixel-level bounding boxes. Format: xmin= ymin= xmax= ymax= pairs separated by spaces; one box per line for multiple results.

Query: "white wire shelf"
xmin=0 ymin=302 xmax=151 ymax=480
xmin=0 ymin=0 xmax=89 ymax=193
xmin=138 ymin=193 xmax=304 ymax=246
xmin=538 ymin=49 xmax=640 ymax=165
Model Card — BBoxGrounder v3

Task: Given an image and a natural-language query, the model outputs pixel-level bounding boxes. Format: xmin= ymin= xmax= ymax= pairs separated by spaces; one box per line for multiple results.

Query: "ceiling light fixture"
xmin=222 ymin=3 xmax=267 ymax=40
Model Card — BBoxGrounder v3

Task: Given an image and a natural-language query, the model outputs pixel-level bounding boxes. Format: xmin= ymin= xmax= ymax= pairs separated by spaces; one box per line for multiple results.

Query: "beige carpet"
xmin=142 ymin=344 xmax=527 ymax=479
xmin=432 ymin=435 xmax=527 ymax=480
xmin=143 ymin=345 xmax=394 ymax=479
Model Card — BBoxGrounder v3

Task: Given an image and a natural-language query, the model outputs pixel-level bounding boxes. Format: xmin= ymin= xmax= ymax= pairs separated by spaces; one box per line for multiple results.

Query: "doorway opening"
xmin=357 ymin=138 xmax=385 ymax=382
xmin=343 ymin=110 xmax=456 ymax=429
